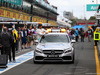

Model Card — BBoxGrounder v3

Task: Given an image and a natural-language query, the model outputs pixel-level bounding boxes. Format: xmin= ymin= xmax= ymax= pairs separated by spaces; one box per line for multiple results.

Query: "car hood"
xmin=36 ymin=43 xmax=72 ymax=50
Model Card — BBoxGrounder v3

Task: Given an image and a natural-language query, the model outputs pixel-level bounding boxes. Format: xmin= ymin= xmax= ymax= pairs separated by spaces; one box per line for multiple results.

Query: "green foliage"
xmin=89 ymin=16 xmax=96 ymax=20
xmin=70 ymin=19 xmax=76 ymax=26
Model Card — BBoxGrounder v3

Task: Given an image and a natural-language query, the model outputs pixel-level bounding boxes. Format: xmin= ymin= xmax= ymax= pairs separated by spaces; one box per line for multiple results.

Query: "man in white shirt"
xmin=27 ymin=26 xmax=34 ymax=48
xmin=36 ymin=24 xmax=48 ymax=41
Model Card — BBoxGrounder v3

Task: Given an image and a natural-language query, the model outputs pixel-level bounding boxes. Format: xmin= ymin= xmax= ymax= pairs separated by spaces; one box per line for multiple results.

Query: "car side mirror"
xmin=71 ymin=40 xmax=76 ymax=43
xmin=35 ymin=40 xmax=39 ymax=43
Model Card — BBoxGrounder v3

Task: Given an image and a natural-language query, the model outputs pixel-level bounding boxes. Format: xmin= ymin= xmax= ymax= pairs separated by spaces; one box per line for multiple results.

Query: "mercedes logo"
xmin=51 ymin=51 xmax=55 ymax=55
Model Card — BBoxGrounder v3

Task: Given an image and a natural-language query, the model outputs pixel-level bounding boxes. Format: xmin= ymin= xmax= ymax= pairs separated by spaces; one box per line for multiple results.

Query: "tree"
xmin=89 ymin=16 xmax=96 ymax=20
xmin=70 ymin=19 xmax=76 ymax=26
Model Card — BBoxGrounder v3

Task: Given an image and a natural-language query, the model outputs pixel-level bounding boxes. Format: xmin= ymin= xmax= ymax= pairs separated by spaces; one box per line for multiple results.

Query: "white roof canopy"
xmin=57 ymin=20 xmax=71 ymax=27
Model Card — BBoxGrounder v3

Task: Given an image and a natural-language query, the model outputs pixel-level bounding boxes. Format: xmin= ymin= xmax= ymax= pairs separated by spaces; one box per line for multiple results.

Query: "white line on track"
xmin=0 ymin=51 xmax=34 ymax=74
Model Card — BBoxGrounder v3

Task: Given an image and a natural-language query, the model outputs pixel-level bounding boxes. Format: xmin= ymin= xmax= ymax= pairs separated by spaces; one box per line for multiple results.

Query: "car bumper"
xmin=34 ymin=51 xmax=74 ymax=62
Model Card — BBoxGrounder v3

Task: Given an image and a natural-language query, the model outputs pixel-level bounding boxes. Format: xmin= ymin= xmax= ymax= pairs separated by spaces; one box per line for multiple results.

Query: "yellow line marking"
xmin=95 ymin=46 xmax=100 ymax=75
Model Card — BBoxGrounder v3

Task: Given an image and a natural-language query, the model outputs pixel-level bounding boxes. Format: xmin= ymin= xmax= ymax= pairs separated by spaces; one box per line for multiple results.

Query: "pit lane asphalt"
xmin=1 ymin=38 xmax=97 ymax=75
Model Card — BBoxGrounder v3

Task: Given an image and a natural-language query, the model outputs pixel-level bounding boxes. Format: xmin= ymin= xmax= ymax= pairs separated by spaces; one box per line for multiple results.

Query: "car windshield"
xmin=40 ymin=35 xmax=69 ymax=43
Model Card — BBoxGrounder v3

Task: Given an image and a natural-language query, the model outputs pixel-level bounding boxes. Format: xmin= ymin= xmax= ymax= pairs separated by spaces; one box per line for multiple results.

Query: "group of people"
xmin=0 ymin=23 xmax=48 ymax=63
xmin=0 ymin=23 xmax=97 ymax=63
xmin=17 ymin=25 xmax=36 ymax=50
xmin=0 ymin=26 xmax=16 ymax=63
xmin=66 ymin=27 xmax=94 ymax=42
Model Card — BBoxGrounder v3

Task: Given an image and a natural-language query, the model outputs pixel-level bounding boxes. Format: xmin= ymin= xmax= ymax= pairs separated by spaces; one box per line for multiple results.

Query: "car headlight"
xmin=35 ymin=48 xmax=43 ymax=53
xmin=64 ymin=48 xmax=72 ymax=53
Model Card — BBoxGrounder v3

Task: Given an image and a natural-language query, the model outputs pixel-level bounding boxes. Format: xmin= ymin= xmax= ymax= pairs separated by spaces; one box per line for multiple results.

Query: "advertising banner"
xmin=32 ymin=16 xmax=47 ymax=23
xmin=87 ymin=4 xmax=100 ymax=11
xmin=0 ymin=0 xmax=22 ymax=5
xmin=0 ymin=8 xmax=30 ymax=21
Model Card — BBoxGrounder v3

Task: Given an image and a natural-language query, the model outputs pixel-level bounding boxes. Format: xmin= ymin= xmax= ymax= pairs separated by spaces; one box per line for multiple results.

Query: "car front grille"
xmin=43 ymin=50 xmax=63 ymax=55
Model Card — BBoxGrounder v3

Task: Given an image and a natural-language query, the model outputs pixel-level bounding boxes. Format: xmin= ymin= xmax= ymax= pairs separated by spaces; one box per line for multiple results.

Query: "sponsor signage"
xmin=87 ymin=4 xmax=100 ymax=11
xmin=0 ymin=8 xmax=30 ymax=21
xmin=0 ymin=0 xmax=22 ymax=5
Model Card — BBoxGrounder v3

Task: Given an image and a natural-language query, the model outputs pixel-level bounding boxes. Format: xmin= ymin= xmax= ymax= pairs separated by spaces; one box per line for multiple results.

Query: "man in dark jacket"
xmin=8 ymin=28 xmax=17 ymax=62
xmin=70 ymin=28 xmax=75 ymax=40
xmin=80 ymin=28 xmax=85 ymax=42
xmin=0 ymin=27 xmax=13 ymax=62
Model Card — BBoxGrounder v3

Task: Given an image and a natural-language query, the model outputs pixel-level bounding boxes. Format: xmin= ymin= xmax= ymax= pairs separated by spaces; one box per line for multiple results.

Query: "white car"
xmin=33 ymin=33 xmax=75 ymax=63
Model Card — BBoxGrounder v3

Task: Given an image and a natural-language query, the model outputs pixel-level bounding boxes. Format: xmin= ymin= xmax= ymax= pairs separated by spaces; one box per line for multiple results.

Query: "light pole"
xmin=92 ymin=0 xmax=98 ymax=13
xmin=46 ymin=9 xmax=52 ymax=23
xmin=46 ymin=11 xmax=49 ymax=23
xmin=95 ymin=0 xmax=98 ymax=14
xmin=95 ymin=0 xmax=100 ymax=26
xmin=92 ymin=0 xmax=99 ymax=25
xmin=83 ymin=5 xmax=86 ymax=20
xmin=30 ymin=0 xmax=37 ymax=22
xmin=30 ymin=3 xmax=33 ymax=22
xmin=30 ymin=1 xmax=38 ymax=22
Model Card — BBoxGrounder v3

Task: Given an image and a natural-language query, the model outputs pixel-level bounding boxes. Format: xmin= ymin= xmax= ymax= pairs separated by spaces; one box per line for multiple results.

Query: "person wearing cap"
xmin=8 ymin=24 xmax=18 ymax=62
xmin=36 ymin=23 xmax=48 ymax=41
